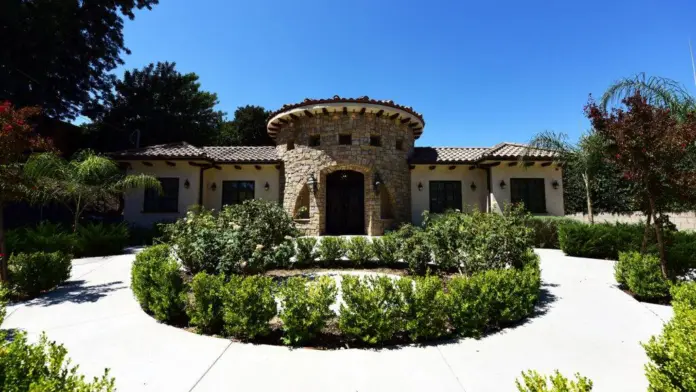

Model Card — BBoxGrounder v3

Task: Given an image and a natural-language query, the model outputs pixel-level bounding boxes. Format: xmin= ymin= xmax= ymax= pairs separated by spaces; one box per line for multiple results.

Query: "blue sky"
xmin=119 ymin=0 xmax=696 ymax=147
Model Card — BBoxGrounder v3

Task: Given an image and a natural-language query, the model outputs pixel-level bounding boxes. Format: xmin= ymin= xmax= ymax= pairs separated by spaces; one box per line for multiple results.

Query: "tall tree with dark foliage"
xmin=219 ymin=105 xmax=275 ymax=146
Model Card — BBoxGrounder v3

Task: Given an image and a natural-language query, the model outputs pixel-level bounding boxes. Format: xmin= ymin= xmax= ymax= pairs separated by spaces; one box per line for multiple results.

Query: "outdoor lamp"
xmin=470 ymin=181 xmax=477 ymax=192
xmin=210 ymin=182 xmax=217 ymax=192
xmin=184 ymin=179 xmax=190 ymax=189
xmin=499 ymin=180 xmax=506 ymax=189
xmin=307 ymin=173 xmax=317 ymax=193
xmin=264 ymin=182 xmax=270 ymax=191
xmin=552 ymin=180 xmax=559 ymax=190
xmin=373 ymin=173 xmax=382 ymax=194
xmin=417 ymin=182 xmax=423 ymax=191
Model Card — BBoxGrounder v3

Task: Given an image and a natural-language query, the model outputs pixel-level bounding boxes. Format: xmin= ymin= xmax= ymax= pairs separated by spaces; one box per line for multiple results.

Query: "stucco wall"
xmin=410 ymin=165 xmax=487 ymax=225
xmin=122 ymin=160 xmax=203 ymax=227
xmin=202 ymin=164 xmax=281 ymax=210
xmin=489 ymin=164 xmax=564 ymax=215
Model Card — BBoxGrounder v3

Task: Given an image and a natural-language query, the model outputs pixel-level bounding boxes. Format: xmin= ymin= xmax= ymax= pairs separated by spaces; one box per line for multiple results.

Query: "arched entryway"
xmin=325 ymin=170 xmax=365 ymax=235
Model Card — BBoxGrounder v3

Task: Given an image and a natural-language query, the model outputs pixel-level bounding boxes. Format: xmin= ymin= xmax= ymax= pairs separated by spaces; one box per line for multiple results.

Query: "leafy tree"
xmin=527 ymin=131 xmax=605 ymax=223
xmin=0 ymin=102 xmax=51 ymax=281
xmin=0 ymin=0 xmax=158 ymax=120
xmin=23 ymin=150 xmax=161 ymax=231
xmin=219 ymin=105 xmax=274 ymax=146
xmin=586 ymin=93 xmax=696 ymax=278
xmin=88 ymin=62 xmax=224 ymax=151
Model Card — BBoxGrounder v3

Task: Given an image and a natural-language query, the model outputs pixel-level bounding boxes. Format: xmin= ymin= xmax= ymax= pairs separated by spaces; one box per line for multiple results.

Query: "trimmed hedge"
xmin=643 ymin=282 xmax=696 ymax=391
xmin=8 ymin=251 xmax=72 ymax=298
xmin=558 ymin=222 xmax=643 ymax=260
xmin=527 ymin=216 xmax=578 ymax=249
xmin=130 ymin=245 xmax=185 ymax=322
xmin=615 ymin=252 xmax=670 ymax=300
xmin=277 ymin=276 xmax=337 ymax=345
xmin=318 ymin=236 xmax=347 ymax=264
xmin=186 ymin=272 xmax=225 ymax=334
xmin=222 ymin=275 xmax=276 ymax=339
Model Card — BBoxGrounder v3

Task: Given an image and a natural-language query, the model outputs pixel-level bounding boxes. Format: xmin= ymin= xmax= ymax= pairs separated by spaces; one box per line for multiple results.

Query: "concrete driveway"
xmin=2 ymin=249 xmax=672 ymax=392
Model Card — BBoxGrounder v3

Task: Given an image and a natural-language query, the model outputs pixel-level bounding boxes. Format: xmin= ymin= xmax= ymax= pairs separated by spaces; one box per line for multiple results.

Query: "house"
xmin=112 ymin=96 xmax=562 ymax=235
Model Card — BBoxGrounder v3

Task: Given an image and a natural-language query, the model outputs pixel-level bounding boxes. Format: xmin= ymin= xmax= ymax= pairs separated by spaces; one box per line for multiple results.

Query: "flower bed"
xmin=131 ymin=201 xmax=543 ymax=347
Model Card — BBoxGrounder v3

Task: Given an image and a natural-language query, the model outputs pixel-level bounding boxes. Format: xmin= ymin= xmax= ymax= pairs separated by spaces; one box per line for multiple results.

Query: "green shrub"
xmin=277 ymin=276 xmax=337 ymax=345
xmin=515 ymin=370 xmax=593 ymax=392
xmin=616 ymin=252 xmax=671 ymax=300
xmin=128 ymin=221 xmax=169 ymax=246
xmin=399 ymin=229 xmax=431 ymax=275
xmin=0 ymin=285 xmax=7 ymax=325
xmin=665 ymin=231 xmax=696 ymax=277
xmin=130 ymin=245 xmax=185 ymax=322
xmin=338 ymin=275 xmax=405 ymax=344
xmin=6 ymin=222 xmax=77 ymax=255
xmin=222 ymin=275 xmax=276 ymax=339
xmin=424 ymin=212 xmax=466 ymax=271
xmin=643 ymin=282 xmax=696 ymax=392
xmin=371 ymin=234 xmax=400 ymax=265
xmin=8 ymin=251 xmax=72 ymax=298
xmin=186 ymin=272 xmax=225 ymax=334
xmin=318 ymin=237 xmax=347 ymax=264
xmin=345 ymin=237 xmax=373 ymax=265
xmin=558 ymin=222 xmax=643 ymax=260
xmin=397 ymin=275 xmax=449 ymax=341
xmin=75 ymin=222 xmax=129 ymax=257
xmin=162 ymin=208 xmax=223 ymax=274
xmin=295 ymin=237 xmax=318 ymax=266
xmin=449 ymin=256 xmax=541 ymax=336
xmin=528 ymin=216 xmax=578 ymax=249
xmin=0 ymin=331 xmax=115 ymax=392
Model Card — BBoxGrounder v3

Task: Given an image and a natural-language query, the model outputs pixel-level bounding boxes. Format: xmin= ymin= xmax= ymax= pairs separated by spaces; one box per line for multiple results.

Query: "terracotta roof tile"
xmin=410 ymin=147 xmax=488 ymax=164
xmin=202 ymin=146 xmax=279 ymax=163
xmin=109 ymin=142 xmax=207 ymax=159
xmin=484 ymin=142 xmax=558 ymax=159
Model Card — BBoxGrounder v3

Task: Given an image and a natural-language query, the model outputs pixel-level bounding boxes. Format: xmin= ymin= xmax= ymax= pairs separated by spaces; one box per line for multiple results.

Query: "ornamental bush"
xmin=318 ymin=237 xmax=347 ymax=265
xmin=161 ymin=208 xmax=221 ymax=274
xmin=130 ymin=245 xmax=185 ymax=322
xmin=338 ymin=275 xmax=405 ymax=345
xmin=449 ymin=253 xmax=541 ymax=336
xmin=616 ymin=252 xmax=670 ymax=300
xmin=222 ymin=275 xmax=276 ymax=339
xmin=527 ymin=216 xmax=578 ymax=249
xmin=515 ymin=370 xmax=593 ymax=392
xmin=75 ymin=222 xmax=129 ymax=257
xmin=0 ymin=331 xmax=115 ymax=392
xmin=424 ymin=211 xmax=466 ymax=271
xmin=295 ymin=237 xmax=318 ymax=266
xmin=397 ymin=275 xmax=449 ymax=341
xmin=371 ymin=233 xmax=400 ymax=265
xmin=186 ymin=272 xmax=225 ymax=334
xmin=643 ymin=282 xmax=696 ymax=391
xmin=8 ymin=251 xmax=72 ymax=298
xmin=277 ymin=276 xmax=337 ymax=345
xmin=400 ymin=229 xmax=432 ymax=275
xmin=6 ymin=222 xmax=77 ymax=255
xmin=345 ymin=236 xmax=373 ymax=265
xmin=558 ymin=222 xmax=643 ymax=260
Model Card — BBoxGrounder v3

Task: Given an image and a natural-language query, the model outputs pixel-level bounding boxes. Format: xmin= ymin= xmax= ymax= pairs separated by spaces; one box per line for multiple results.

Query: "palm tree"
xmin=526 ymin=131 xmax=604 ymax=223
xmin=600 ymin=73 xmax=696 ymax=119
xmin=24 ymin=150 xmax=161 ymax=231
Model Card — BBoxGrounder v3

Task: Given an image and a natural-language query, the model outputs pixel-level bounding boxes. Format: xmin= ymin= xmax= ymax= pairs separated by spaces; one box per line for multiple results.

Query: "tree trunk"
xmin=582 ymin=172 xmax=594 ymax=224
xmin=648 ymin=195 xmax=669 ymax=280
xmin=0 ymin=201 xmax=7 ymax=282
xmin=641 ymin=209 xmax=653 ymax=254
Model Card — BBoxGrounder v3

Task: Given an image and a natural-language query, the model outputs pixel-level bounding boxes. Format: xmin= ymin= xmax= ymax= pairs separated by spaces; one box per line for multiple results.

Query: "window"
xmin=339 ymin=134 xmax=352 ymax=145
xmin=370 ymin=135 xmax=382 ymax=147
xmin=429 ymin=181 xmax=462 ymax=213
xmin=143 ymin=178 xmax=179 ymax=213
xmin=510 ymin=178 xmax=546 ymax=213
xmin=395 ymin=139 xmax=404 ymax=151
xmin=222 ymin=181 xmax=255 ymax=206
xmin=309 ymin=135 xmax=321 ymax=147
xmin=287 ymin=141 xmax=295 ymax=150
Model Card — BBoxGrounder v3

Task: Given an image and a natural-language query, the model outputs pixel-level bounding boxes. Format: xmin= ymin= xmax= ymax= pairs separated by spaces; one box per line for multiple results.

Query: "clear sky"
xmin=118 ymin=0 xmax=696 ymax=147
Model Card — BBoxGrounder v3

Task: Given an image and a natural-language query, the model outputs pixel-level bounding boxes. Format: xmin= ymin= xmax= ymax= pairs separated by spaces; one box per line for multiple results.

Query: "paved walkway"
xmin=2 ymin=249 xmax=672 ymax=392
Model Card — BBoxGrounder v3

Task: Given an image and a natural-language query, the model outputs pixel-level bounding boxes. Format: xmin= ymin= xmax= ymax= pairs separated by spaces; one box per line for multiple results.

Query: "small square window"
xmin=370 ymin=135 xmax=382 ymax=147
xmin=339 ymin=134 xmax=352 ymax=145
xmin=395 ymin=139 xmax=404 ymax=151
xmin=287 ymin=141 xmax=295 ymax=150
xmin=309 ymin=135 xmax=321 ymax=147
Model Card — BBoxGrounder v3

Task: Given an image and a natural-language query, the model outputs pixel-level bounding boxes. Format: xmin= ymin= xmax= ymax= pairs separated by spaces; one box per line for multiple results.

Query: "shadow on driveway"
xmin=24 ymin=280 xmax=127 ymax=307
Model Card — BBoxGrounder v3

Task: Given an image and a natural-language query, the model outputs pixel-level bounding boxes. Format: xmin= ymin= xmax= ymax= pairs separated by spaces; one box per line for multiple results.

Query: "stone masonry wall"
xmin=276 ymin=112 xmax=414 ymax=235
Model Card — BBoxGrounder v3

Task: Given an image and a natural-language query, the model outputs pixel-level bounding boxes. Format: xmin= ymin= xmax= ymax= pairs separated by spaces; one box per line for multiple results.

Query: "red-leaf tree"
xmin=585 ymin=92 xmax=696 ymax=278
xmin=0 ymin=102 xmax=52 ymax=281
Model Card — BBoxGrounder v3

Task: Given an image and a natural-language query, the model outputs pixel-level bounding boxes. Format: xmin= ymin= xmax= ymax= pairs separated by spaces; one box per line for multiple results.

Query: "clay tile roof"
xmin=109 ymin=142 xmax=207 ymax=159
xmin=202 ymin=146 xmax=279 ymax=163
xmin=410 ymin=147 xmax=489 ymax=164
xmin=483 ymin=142 xmax=558 ymax=160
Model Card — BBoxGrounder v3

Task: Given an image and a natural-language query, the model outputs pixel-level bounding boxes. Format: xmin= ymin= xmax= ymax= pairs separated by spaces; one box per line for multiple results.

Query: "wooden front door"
xmin=325 ymin=170 xmax=365 ymax=235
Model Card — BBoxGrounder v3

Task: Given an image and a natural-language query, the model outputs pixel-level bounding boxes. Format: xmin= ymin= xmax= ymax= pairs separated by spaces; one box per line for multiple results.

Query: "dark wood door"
xmin=326 ymin=170 xmax=365 ymax=235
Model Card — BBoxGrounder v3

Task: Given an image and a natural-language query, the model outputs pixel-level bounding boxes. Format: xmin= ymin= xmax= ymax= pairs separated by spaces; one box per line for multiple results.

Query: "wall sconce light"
xmin=417 ymin=182 xmax=423 ymax=191
xmin=210 ymin=182 xmax=217 ymax=192
xmin=470 ymin=182 xmax=477 ymax=192
xmin=373 ymin=172 xmax=382 ymax=194
xmin=264 ymin=182 xmax=270 ymax=191
xmin=307 ymin=173 xmax=317 ymax=193
xmin=551 ymin=180 xmax=559 ymax=190
xmin=184 ymin=179 xmax=190 ymax=189
xmin=499 ymin=180 xmax=506 ymax=189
